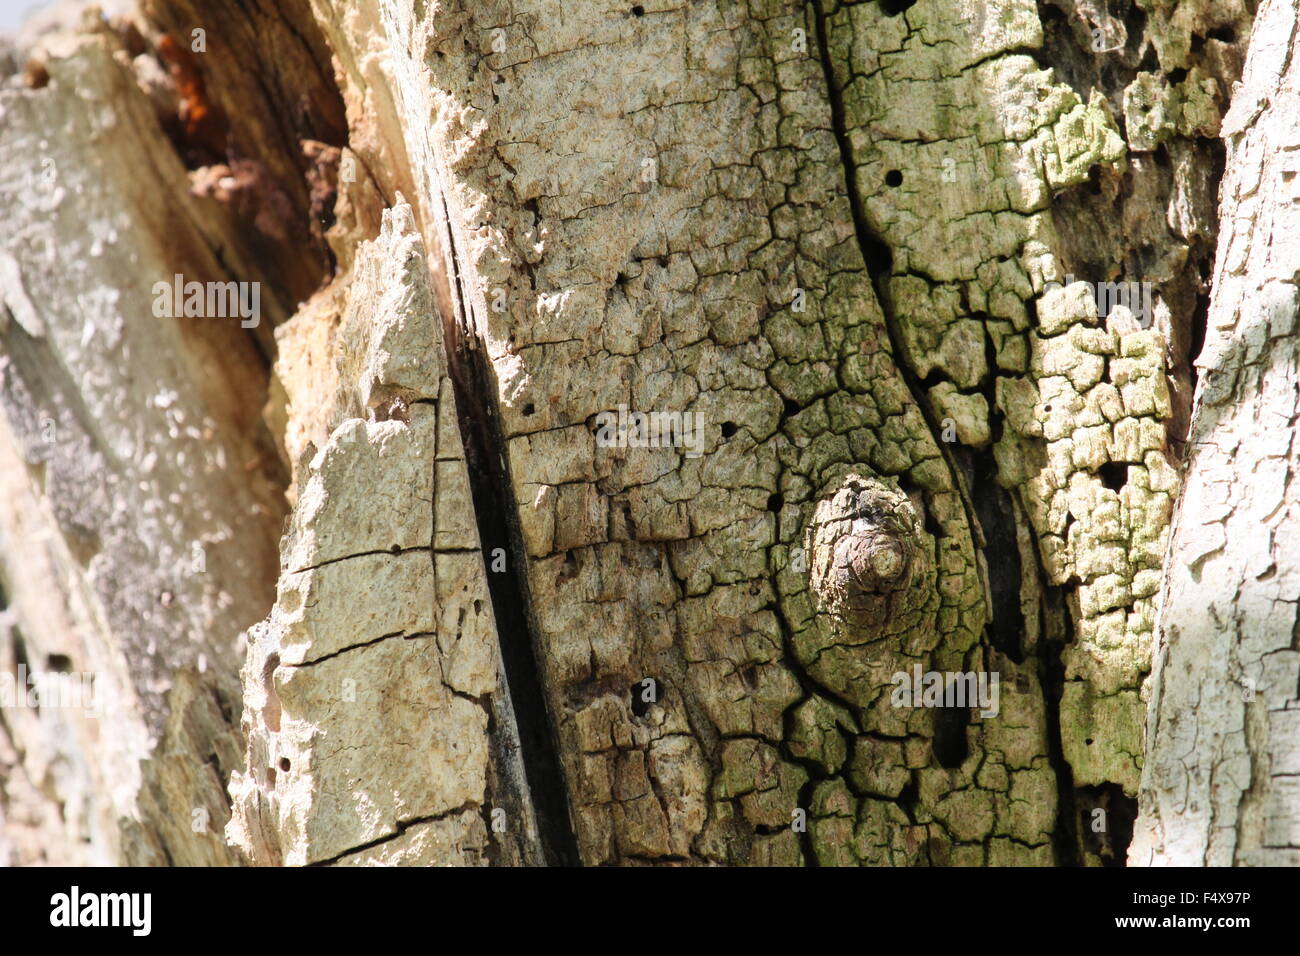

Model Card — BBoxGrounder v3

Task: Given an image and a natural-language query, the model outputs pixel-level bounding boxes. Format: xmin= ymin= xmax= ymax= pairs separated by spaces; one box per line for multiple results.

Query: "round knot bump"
xmin=807 ymin=475 xmax=922 ymax=632
xmin=834 ymin=531 xmax=909 ymax=596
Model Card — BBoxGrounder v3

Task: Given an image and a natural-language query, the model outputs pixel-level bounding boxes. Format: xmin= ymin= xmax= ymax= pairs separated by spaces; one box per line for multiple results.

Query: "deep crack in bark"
xmin=435 ymin=190 xmax=581 ymax=867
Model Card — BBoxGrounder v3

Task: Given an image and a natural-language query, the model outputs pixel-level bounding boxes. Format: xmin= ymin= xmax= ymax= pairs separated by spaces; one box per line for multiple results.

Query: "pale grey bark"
xmin=1131 ymin=0 xmax=1300 ymax=866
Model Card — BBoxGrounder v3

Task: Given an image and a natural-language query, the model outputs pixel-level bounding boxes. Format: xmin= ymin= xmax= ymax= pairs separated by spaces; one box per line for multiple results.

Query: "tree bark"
xmin=0 ymin=0 xmax=1269 ymax=866
xmin=1130 ymin=0 xmax=1300 ymax=867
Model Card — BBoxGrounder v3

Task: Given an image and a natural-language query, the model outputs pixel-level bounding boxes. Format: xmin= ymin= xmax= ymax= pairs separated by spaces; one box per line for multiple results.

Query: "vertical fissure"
xmin=1037 ymin=565 xmax=1085 ymax=865
xmin=433 ymin=191 xmax=581 ymax=867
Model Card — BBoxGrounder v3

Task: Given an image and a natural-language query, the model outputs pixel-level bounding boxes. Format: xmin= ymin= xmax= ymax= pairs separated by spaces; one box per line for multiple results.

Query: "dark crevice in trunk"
xmin=1038 ymin=580 xmax=1083 ymax=865
xmin=1184 ymin=140 xmax=1223 ymax=405
xmin=969 ymin=472 xmax=1025 ymax=662
xmin=1187 ymin=283 xmax=1211 ymax=392
xmin=969 ymin=327 xmax=1026 ymax=663
xmin=932 ymin=706 xmax=971 ymax=768
xmin=435 ymin=191 xmax=581 ymax=868
xmin=1077 ymin=783 xmax=1138 ymax=865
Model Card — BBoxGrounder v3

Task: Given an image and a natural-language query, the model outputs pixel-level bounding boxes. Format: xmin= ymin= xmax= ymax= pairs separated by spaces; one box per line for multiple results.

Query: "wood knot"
xmin=807 ymin=475 xmax=920 ymax=631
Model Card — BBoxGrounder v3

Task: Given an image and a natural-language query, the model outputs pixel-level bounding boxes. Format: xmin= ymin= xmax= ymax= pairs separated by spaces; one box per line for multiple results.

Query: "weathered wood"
xmin=0 ymin=23 xmax=287 ymax=864
xmin=1131 ymin=0 xmax=1300 ymax=866
xmin=227 ymin=201 xmax=544 ymax=865
xmin=0 ymin=0 xmax=1272 ymax=867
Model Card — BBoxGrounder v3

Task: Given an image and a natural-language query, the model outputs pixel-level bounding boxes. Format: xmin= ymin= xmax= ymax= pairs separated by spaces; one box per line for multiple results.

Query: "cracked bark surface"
xmin=0 ymin=0 xmax=1277 ymax=867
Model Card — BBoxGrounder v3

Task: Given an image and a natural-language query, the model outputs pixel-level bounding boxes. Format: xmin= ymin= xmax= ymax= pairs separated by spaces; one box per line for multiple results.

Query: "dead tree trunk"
xmin=1130 ymin=0 xmax=1300 ymax=867
xmin=0 ymin=0 xmax=1263 ymax=866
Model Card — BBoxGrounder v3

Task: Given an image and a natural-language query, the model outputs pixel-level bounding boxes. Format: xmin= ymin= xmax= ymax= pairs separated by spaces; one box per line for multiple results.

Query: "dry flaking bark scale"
xmin=0 ymin=0 xmax=1276 ymax=866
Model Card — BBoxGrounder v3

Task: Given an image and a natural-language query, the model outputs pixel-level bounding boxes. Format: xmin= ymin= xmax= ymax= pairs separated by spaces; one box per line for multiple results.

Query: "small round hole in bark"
xmin=721 ymin=421 xmax=738 ymax=438
xmin=767 ymin=492 xmax=784 ymax=513
xmin=279 ymin=758 xmax=291 ymax=772
xmin=631 ymin=4 xmax=645 ymax=15
xmin=885 ymin=169 xmax=903 ymax=187
xmin=1097 ymin=462 xmax=1126 ymax=492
